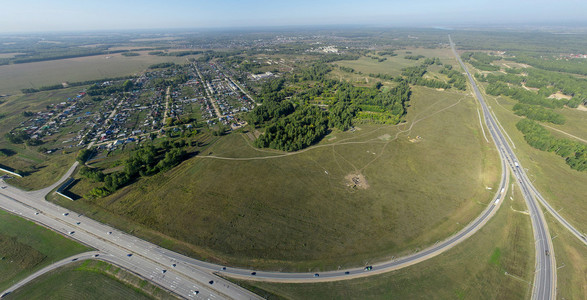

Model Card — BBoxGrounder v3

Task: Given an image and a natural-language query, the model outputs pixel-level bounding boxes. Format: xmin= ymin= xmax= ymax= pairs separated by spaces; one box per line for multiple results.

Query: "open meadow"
xmin=232 ymin=180 xmax=535 ymax=299
xmin=51 ymin=85 xmax=501 ymax=271
xmin=0 ymin=210 xmax=90 ymax=291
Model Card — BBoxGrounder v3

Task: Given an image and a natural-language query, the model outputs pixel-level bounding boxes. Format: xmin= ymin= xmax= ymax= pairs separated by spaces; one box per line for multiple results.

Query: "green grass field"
xmin=0 ymin=51 xmax=192 ymax=94
xmin=230 ymin=179 xmax=534 ymax=299
xmin=0 ymin=210 xmax=90 ymax=291
xmin=49 ymin=86 xmax=500 ymax=271
xmin=4 ymin=260 xmax=176 ymax=300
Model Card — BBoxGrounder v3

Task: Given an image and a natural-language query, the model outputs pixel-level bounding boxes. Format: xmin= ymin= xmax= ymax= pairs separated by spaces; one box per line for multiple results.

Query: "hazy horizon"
xmin=1 ymin=0 xmax=586 ymax=33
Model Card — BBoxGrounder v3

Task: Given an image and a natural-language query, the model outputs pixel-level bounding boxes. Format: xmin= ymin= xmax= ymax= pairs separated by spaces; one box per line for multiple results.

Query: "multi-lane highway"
xmin=448 ymin=35 xmax=555 ymax=300
xmin=2 ymin=36 xmax=578 ymax=299
xmin=0 ymin=184 xmax=262 ymax=300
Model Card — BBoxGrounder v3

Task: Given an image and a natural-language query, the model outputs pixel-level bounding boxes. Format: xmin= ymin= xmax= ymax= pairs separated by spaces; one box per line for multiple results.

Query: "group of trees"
xmin=439 ymin=65 xmax=467 ymax=90
xmin=513 ymin=103 xmax=565 ymax=124
xmin=85 ymin=142 xmax=188 ymax=199
xmin=248 ymin=100 xmax=294 ymax=125
xmin=251 ymin=59 xmax=412 ymax=152
xmin=21 ymin=75 xmax=135 ymax=94
xmin=462 ymin=52 xmax=500 ymax=71
xmin=516 ymin=119 xmax=586 ymax=172
xmin=511 ymin=53 xmax=587 ymax=76
xmin=404 ymin=54 xmax=425 ymax=60
xmin=401 ymin=62 xmax=451 ymax=90
xmin=148 ymin=62 xmax=177 ymax=69
xmin=253 ymin=105 xmax=328 ymax=151
xmin=485 ymin=82 xmax=564 ymax=108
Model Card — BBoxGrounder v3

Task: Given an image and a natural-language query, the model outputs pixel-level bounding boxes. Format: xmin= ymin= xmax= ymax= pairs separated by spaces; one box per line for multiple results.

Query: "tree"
xmin=77 ymin=149 xmax=93 ymax=163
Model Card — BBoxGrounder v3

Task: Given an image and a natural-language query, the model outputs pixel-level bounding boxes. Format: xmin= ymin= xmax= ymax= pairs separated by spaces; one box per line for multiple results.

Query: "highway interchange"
xmin=0 ymin=36 xmax=584 ymax=299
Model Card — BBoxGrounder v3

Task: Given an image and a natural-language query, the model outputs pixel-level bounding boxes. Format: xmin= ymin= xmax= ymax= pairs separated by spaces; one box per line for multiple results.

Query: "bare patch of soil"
xmin=345 ymin=173 xmax=369 ymax=190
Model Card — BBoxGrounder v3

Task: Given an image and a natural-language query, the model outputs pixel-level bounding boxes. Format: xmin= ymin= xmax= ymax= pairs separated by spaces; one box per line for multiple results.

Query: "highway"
xmin=1 ymin=36 xmax=576 ymax=299
xmin=0 ymin=184 xmax=262 ymax=300
xmin=448 ymin=35 xmax=555 ymax=300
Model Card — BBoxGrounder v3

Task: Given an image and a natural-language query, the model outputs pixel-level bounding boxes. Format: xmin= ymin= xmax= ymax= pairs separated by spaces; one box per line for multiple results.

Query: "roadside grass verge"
xmin=4 ymin=260 xmax=176 ymax=300
xmin=0 ymin=210 xmax=90 ymax=291
xmin=227 ymin=181 xmax=534 ymax=299
xmin=545 ymin=212 xmax=587 ymax=299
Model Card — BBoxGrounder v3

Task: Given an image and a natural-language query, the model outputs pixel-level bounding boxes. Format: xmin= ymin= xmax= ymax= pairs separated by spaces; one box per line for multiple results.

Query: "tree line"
xmin=516 ymin=119 xmax=586 ymax=172
xmin=513 ymin=103 xmax=565 ymax=124
xmin=84 ymin=141 xmax=188 ymax=199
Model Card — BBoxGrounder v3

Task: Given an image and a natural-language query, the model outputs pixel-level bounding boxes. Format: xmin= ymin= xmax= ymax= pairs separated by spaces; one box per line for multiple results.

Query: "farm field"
xmin=0 ymin=51 xmax=193 ymax=94
xmin=50 ymin=85 xmax=501 ymax=271
xmin=231 ymin=181 xmax=534 ymax=299
xmin=4 ymin=260 xmax=176 ymax=300
xmin=0 ymin=210 xmax=90 ymax=291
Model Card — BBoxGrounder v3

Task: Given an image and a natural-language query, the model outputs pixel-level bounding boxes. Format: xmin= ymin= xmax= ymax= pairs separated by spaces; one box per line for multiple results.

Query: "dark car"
xmin=344 ymin=271 xmax=350 ymax=275
xmin=127 ymin=253 xmax=133 ymax=257
xmin=251 ymin=272 xmax=256 ymax=275
xmin=364 ymin=266 xmax=373 ymax=271
xmin=314 ymin=273 xmax=319 ymax=277
xmin=209 ymin=280 xmax=214 ymax=284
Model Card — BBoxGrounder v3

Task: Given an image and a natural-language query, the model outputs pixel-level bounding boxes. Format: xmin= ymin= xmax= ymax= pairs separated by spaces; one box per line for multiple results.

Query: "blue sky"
xmin=1 ymin=0 xmax=585 ymax=32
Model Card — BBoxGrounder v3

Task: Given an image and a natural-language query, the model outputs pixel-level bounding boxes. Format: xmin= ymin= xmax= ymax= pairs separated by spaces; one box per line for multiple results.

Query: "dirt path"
xmin=199 ymin=93 xmax=467 ymax=163
xmin=542 ymin=124 xmax=587 ymax=144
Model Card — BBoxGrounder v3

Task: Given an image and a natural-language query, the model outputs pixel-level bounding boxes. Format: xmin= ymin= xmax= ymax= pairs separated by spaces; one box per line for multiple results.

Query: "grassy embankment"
xmin=0 ymin=210 xmax=90 ymax=291
xmin=229 ymin=178 xmax=535 ymax=299
xmin=5 ymin=260 xmax=177 ymax=300
xmin=50 ymin=85 xmax=501 ymax=271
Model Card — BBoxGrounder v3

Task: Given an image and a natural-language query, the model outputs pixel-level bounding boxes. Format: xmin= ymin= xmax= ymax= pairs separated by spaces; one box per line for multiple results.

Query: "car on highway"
xmin=162 ymin=269 xmax=167 ymax=273
xmin=69 ymin=231 xmax=75 ymax=235
xmin=364 ymin=265 xmax=373 ymax=271
xmin=127 ymin=253 xmax=133 ymax=257
xmin=172 ymin=263 xmax=176 ymax=267
xmin=193 ymin=290 xmax=199 ymax=295
xmin=107 ymin=231 xmax=112 ymax=235
xmin=545 ymin=250 xmax=550 ymax=256
xmin=344 ymin=271 xmax=350 ymax=275
xmin=251 ymin=272 xmax=256 ymax=275
xmin=222 ymin=266 xmax=226 ymax=271
xmin=94 ymin=254 xmax=99 ymax=257
xmin=76 ymin=222 xmax=81 ymax=225
xmin=314 ymin=273 xmax=319 ymax=277
xmin=63 ymin=212 xmax=69 ymax=216
xmin=34 ymin=212 xmax=39 ymax=215
xmin=209 ymin=280 xmax=214 ymax=284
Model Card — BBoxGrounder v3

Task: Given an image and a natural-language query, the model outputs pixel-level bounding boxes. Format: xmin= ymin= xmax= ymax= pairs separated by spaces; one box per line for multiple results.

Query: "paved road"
xmin=1 ymin=251 xmax=101 ymax=298
xmin=0 ymin=185 xmax=262 ymax=300
xmin=448 ymin=35 xmax=555 ymax=300
xmin=3 ymin=37 xmax=574 ymax=297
